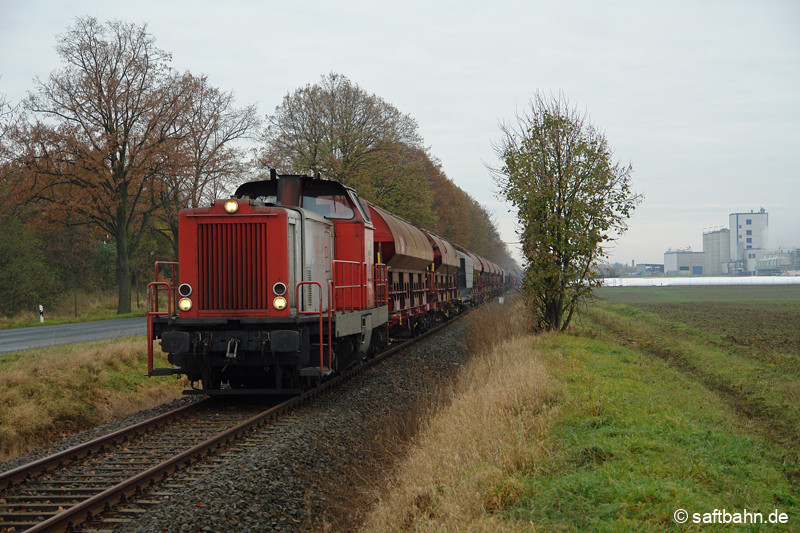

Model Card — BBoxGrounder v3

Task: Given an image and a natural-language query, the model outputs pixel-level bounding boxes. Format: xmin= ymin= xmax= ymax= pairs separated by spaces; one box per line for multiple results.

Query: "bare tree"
xmin=17 ymin=17 xmax=194 ymax=314
xmin=0 ymin=89 xmax=17 ymax=214
xmin=0 ymin=86 xmax=20 ymax=166
xmin=153 ymin=75 xmax=260 ymax=258
xmin=262 ymin=73 xmax=422 ymax=183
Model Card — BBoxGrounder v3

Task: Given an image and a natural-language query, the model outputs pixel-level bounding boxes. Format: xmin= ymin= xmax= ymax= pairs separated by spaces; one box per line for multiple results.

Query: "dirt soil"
xmin=635 ymin=301 xmax=800 ymax=356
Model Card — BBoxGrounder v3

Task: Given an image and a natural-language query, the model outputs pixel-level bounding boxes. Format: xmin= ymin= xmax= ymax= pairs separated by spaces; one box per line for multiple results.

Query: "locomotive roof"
xmin=234 ymin=175 xmax=355 ymax=200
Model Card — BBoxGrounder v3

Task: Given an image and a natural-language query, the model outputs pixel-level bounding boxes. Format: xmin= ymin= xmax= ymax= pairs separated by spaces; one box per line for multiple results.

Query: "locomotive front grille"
xmin=197 ymin=221 xmax=269 ymax=311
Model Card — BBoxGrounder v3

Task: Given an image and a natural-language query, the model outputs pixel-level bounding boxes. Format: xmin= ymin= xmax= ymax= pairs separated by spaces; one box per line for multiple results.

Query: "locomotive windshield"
xmin=302 ymin=188 xmax=354 ymax=219
xmin=234 ymin=175 xmax=358 ymax=220
xmin=234 ymin=180 xmax=277 ymax=205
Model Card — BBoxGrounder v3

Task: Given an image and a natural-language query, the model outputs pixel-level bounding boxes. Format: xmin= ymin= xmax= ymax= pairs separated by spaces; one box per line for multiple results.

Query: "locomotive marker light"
xmin=178 ymin=298 xmax=193 ymax=312
xmin=273 ymin=296 xmax=287 ymax=310
xmin=178 ymin=283 xmax=192 ymax=297
xmin=223 ymin=199 xmax=239 ymax=214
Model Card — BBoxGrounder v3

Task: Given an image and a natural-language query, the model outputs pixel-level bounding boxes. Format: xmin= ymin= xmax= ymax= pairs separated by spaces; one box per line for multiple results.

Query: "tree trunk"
xmin=116 ymin=235 xmax=132 ymax=314
xmin=170 ymin=222 xmax=180 ymax=261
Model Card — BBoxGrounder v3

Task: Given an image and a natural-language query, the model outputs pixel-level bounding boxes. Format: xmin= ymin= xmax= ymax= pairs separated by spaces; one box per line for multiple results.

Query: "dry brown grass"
xmin=0 ymin=337 xmax=183 ymax=462
xmin=465 ymin=297 xmax=533 ymax=356
xmin=362 ymin=299 xmax=555 ymax=532
xmin=49 ymin=291 xmax=118 ymax=315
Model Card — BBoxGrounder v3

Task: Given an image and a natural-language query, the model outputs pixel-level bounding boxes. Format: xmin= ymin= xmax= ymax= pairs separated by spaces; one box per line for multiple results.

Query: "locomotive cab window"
xmin=302 ymin=187 xmax=355 ymax=220
xmin=248 ymin=194 xmax=277 ymax=206
xmin=235 ymin=180 xmax=278 ymax=205
xmin=351 ymin=191 xmax=372 ymax=224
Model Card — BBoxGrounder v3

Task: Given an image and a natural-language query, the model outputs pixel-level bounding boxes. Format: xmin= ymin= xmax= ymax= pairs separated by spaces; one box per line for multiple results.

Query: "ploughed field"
xmin=595 ymin=285 xmax=800 ymax=356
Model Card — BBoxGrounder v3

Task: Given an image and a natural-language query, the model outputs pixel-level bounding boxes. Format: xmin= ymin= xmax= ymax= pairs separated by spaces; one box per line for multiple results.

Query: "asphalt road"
xmin=0 ymin=317 xmax=147 ymax=354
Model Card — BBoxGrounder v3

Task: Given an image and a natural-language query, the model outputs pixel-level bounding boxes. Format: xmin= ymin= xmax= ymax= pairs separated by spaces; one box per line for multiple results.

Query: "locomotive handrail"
xmin=146 ymin=281 xmax=174 ymax=373
xmin=154 ymin=261 xmax=179 ymax=308
xmin=327 ymin=280 xmax=334 ymax=371
xmin=154 ymin=260 xmax=178 ymax=282
xmin=332 ymin=259 xmax=367 ymax=311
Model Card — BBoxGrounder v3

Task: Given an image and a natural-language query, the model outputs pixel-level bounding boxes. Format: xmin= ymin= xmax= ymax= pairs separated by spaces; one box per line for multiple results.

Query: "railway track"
xmin=0 ymin=398 xmax=275 ymax=532
xmin=0 ymin=312 xmax=470 ymax=532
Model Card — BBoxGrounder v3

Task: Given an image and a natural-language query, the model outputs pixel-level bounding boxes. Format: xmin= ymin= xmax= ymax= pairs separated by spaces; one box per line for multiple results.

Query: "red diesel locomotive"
xmin=147 ymin=172 xmax=512 ymax=394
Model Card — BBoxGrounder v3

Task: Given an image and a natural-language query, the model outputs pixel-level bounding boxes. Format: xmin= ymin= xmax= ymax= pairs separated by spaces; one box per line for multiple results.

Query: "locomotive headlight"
xmin=273 ymin=296 xmax=287 ymax=310
xmin=223 ymin=200 xmax=239 ymax=214
xmin=178 ymin=298 xmax=193 ymax=312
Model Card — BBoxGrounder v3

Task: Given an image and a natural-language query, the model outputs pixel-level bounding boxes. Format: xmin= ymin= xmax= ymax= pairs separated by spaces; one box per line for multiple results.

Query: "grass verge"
xmin=581 ymin=301 xmax=800 ymax=453
xmin=363 ymin=300 xmax=799 ymax=531
xmin=0 ymin=337 xmax=184 ymax=462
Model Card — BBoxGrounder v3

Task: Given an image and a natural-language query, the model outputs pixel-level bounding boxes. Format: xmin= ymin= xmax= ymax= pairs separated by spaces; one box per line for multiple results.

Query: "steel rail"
xmin=0 ymin=400 xmax=206 ymax=491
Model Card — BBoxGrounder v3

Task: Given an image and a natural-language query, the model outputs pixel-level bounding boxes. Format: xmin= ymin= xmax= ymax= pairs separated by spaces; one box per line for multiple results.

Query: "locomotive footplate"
xmin=298 ymin=366 xmax=334 ymax=377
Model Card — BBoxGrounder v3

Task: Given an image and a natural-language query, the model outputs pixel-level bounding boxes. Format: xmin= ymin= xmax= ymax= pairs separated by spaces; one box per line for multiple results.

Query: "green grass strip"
xmin=582 ymin=302 xmax=800 ymax=452
xmin=497 ymin=332 xmax=797 ymax=530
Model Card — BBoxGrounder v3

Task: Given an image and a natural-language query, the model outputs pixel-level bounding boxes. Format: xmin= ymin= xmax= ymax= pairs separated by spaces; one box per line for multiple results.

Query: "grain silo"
xmin=703 ymin=228 xmax=730 ymax=275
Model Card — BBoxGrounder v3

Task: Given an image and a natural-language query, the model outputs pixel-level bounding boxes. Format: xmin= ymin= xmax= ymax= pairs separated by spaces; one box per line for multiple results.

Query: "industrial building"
xmin=664 ymin=250 xmax=705 ymax=275
xmin=757 ymin=249 xmax=800 ymax=276
xmin=728 ymin=209 xmax=768 ymax=275
xmin=664 ymin=208 xmax=771 ymax=276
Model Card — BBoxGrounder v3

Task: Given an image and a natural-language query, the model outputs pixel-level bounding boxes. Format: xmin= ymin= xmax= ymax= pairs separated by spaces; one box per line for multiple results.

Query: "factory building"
xmin=757 ymin=249 xmax=800 ymax=276
xmin=664 ymin=250 xmax=705 ymax=275
xmin=663 ymin=208 xmax=770 ymax=276
xmin=728 ymin=209 xmax=768 ymax=275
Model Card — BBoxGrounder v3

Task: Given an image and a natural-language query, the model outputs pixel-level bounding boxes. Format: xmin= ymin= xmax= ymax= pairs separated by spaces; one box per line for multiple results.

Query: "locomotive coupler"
xmin=226 ymin=338 xmax=240 ymax=360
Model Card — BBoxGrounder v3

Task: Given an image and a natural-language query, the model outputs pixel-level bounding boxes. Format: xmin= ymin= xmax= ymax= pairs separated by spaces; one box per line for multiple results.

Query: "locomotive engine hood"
xmin=175 ymin=199 xmax=293 ymax=318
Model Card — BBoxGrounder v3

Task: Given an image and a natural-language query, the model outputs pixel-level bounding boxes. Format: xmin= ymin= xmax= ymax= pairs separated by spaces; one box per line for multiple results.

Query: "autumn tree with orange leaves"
xmin=262 ymin=73 xmax=422 ymax=182
xmin=11 ymin=18 xmax=257 ymax=314
xmin=261 ymin=73 xmax=436 ymax=227
xmin=13 ymin=18 xmax=191 ymax=313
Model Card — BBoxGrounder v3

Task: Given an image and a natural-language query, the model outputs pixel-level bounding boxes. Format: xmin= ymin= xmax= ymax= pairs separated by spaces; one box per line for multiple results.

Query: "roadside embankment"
xmin=0 ymin=337 xmax=183 ymax=462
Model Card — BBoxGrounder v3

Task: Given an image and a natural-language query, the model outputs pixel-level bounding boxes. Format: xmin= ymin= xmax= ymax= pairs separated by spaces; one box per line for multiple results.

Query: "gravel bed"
xmin=0 ymin=395 xmax=204 ymax=475
xmin=124 ymin=317 xmax=474 ymax=532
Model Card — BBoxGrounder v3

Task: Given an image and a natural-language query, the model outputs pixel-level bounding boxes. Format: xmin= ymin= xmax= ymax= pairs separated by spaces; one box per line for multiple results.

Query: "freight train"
xmin=146 ymin=172 xmax=514 ymax=394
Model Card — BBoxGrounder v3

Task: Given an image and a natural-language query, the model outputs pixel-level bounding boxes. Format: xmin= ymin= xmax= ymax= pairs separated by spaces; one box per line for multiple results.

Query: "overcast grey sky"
xmin=1 ymin=0 xmax=798 ymax=265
